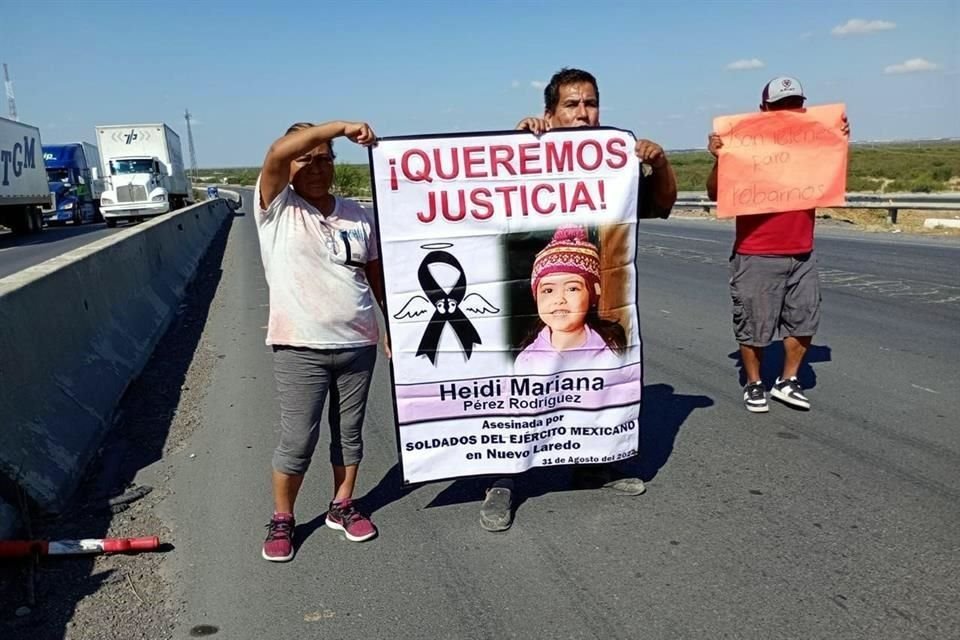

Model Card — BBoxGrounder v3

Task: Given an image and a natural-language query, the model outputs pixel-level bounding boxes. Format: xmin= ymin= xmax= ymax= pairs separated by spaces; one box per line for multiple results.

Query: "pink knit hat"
xmin=530 ymin=225 xmax=601 ymax=304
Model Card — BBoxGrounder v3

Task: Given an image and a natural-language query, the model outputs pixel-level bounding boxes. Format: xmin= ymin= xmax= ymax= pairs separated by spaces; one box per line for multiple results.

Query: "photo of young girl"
xmin=513 ymin=225 xmax=628 ymax=375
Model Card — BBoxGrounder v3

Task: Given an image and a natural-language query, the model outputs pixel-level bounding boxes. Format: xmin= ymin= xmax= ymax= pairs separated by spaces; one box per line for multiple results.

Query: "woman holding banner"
xmin=255 ymin=121 xmax=386 ymax=562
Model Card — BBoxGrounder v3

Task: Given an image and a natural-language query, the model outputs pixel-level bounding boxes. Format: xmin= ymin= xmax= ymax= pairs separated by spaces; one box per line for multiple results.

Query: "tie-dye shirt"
xmin=255 ymin=177 xmax=379 ymax=348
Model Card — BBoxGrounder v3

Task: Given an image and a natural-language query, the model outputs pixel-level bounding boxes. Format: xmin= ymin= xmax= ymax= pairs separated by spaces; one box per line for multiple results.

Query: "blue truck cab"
xmin=41 ymin=143 xmax=105 ymax=225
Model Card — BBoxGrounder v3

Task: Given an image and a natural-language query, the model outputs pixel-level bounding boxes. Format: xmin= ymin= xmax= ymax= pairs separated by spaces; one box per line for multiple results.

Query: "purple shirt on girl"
xmin=514 ymin=325 xmax=622 ymax=376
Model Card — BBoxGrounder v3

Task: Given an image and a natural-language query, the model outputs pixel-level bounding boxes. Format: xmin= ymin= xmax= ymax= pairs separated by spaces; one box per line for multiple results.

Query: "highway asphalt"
xmin=138 ymin=189 xmax=959 ymax=639
xmin=0 ymin=222 xmax=127 ymax=280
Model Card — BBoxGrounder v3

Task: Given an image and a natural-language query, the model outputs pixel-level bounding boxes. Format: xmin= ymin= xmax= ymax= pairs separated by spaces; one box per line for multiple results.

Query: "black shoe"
xmin=480 ymin=487 xmax=513 ymax=532
xmin=743 ymin=381 xmax=769 ymax=413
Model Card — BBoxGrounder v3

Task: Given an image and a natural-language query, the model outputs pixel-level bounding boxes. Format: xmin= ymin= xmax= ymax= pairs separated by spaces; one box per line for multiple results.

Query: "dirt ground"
xmin=0 ymin=220 xmax=233 ymax=640
xmin=816 ymin=207 xmax=960 ymax=235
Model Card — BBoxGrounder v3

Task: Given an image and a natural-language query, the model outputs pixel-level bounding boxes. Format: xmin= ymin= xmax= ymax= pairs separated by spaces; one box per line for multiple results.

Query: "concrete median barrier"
xmin=0 ymin=199 xmax=231 ymax=514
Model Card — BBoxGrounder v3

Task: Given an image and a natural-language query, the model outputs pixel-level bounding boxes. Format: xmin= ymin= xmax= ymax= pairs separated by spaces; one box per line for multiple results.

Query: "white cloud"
xmin=726 ymin=58 xmax=765 ymax=71
xmin=800 ymin=31 xmax=814 ymax=40
xmin=884 ymin=58 xmax=940 ymax=74
xmin=530 ymin=80 xmax=546 ymax=89
xmin=832 ymin=18 xmax=896 ymax=36
xmin=666 ymin=114 xmax=685 ymax=120
xmin=511 ymin=80 xmax=520 ymax=89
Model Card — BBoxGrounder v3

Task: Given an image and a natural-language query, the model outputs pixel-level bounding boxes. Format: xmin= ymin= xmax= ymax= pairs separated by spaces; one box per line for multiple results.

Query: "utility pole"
xmin=3 ymin=64 xmax=17 ymax=121
xmin=184 ymin=108 xmax=198 ymax=179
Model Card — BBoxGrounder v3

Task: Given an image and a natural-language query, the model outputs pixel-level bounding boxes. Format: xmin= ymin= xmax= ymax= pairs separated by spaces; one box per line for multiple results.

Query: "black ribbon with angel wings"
xmin=416 ymin=250 xmax=482 ymax=364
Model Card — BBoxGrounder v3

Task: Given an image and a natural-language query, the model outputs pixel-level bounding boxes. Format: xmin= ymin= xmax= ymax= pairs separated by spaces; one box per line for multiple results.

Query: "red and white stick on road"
xmin=0 ymin=536 xmax=159 ymax=558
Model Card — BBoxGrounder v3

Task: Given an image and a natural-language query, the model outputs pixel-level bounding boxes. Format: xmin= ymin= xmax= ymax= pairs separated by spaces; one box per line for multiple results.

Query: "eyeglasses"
xmin=297 ymin=153 xmax=336 ymax=165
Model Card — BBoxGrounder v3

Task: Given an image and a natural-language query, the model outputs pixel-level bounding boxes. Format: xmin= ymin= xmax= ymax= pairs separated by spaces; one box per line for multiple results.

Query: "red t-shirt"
xmin=734 ymin=209 xmax=815 ymax=255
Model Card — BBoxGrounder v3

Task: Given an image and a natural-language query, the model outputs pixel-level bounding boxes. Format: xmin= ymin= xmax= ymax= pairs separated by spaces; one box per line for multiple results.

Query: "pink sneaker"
xmin=262 ymin=512 xmax=295 ymax=561
xmin=325 ymin=500 xmax=377 ymax=542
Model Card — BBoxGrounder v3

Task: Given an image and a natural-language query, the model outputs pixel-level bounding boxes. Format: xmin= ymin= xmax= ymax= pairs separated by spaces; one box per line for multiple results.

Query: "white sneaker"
xmin=771 ymin=377 xmax=811 ymax=410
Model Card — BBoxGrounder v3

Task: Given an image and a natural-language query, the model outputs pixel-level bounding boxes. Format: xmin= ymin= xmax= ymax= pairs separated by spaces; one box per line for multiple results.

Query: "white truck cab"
xmin=100 ymin=156 xmax=173 ymax=223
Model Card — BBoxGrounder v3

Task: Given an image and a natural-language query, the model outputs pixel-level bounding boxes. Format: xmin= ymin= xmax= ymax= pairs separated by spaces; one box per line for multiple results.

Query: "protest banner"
xmin=370 ymin=128 xmax=643 ymax=484
xmin=713 ymin=103 xmax=848 ymax=218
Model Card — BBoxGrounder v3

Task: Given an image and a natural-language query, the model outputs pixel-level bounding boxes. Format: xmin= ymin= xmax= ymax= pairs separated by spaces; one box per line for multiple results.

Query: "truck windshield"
xmin=110 ymin=159 xmax=154 ymax=175
xmin=46 ymin=168 xmax=70 ymax=182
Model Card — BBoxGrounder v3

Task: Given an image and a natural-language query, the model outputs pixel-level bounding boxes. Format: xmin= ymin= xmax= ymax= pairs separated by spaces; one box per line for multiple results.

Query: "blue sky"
xmin=2 ymin=0 xmax=957 ymax=166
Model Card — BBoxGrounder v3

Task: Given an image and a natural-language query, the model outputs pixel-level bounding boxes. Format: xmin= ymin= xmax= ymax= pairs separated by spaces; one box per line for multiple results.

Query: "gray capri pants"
xmin=729 ymin=252 xmax=821 ymax=347
xmin=271 ymin=345 xmax=377 ymax=474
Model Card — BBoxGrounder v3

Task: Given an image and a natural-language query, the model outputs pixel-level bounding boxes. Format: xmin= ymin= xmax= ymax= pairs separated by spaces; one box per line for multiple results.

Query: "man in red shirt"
xmin=706 ymin=76 xmax=849 ymax=413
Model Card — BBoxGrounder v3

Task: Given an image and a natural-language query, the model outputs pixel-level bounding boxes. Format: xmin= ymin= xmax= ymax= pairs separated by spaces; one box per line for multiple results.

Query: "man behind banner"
xmin=477 ymin=67 xmax=678 ymax=532
xmin=706 ymin=77 xmax=849 ymax=414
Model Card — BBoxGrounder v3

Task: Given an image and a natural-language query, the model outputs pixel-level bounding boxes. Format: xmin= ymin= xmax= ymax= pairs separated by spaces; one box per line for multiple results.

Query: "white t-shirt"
xmin=255 ymin=178 xmax=379 ymax=348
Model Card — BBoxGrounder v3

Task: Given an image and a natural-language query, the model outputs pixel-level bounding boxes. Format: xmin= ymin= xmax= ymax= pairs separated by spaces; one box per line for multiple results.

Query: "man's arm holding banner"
xmin=634 ymin=139 xmax=677 ymax=218
xmin=515 ymin=117 xmax=676 ymax=219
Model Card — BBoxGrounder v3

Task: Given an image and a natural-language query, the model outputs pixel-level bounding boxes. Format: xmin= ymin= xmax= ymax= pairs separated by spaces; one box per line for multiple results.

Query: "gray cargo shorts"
xmin=729 ymin=252 xmax=821 ymax=347
xmin=271 ymin=345 xmax=377 ymax=474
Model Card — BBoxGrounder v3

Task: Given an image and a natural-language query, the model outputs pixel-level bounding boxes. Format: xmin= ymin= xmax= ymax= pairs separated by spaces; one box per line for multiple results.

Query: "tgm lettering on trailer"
xmin=1 ymin=135 xmax=38 ymax=186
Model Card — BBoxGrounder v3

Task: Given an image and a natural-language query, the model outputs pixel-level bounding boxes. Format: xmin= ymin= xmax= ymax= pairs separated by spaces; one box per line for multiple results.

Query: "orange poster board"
xmin=713 ymin=104 xmax=848 ymax=218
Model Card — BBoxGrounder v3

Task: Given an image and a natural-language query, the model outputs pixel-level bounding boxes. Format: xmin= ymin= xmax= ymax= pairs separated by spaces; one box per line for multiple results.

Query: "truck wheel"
xmin=105 ymin=218 xmax=118 ymax=228
xmin=29 ymin=207 xmax=44 ymax=234
xmin=9 ymin=207 xmax=28 ymax=234
xmin=95 ymin=204 xmax=103 ymax=223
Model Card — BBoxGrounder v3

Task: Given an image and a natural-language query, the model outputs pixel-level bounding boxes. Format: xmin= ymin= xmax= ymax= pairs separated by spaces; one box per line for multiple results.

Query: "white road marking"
xmin=638 ymin=231 xmax=725 ymax=244
xmin=911 ymin=384 xmax=939 ymax=394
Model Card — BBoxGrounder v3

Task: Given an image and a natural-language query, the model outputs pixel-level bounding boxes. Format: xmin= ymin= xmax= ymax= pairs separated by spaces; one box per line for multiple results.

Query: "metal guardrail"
xmin=194 ymin=185 xmax=244 ymax=212
xmin=197 ymin=184 xmax=958 ymax=224
xmin=674 ymin=191 xmax=960 ymax=224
